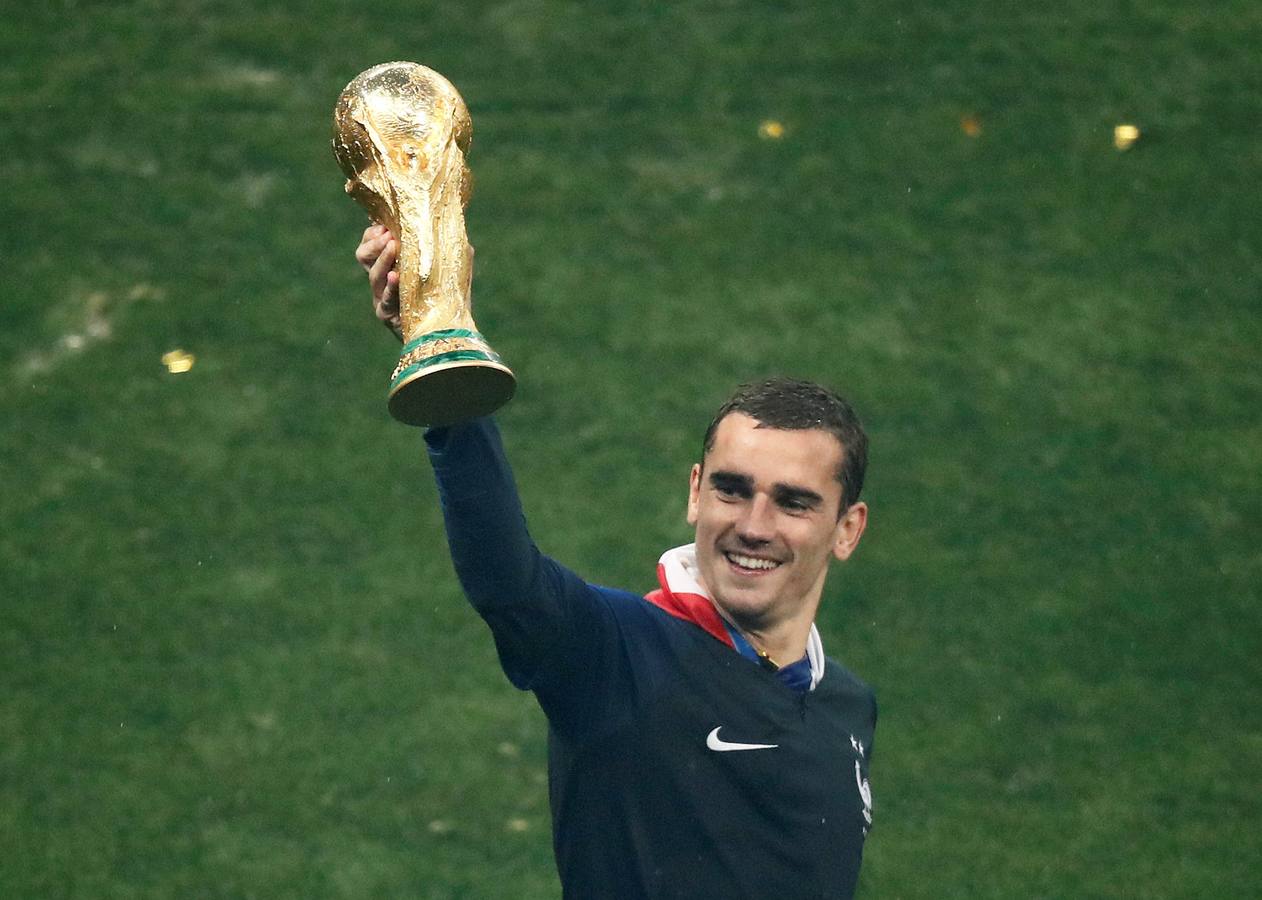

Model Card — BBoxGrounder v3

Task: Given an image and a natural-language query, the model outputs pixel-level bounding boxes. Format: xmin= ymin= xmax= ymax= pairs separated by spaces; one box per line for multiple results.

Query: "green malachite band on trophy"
xmin=400 ymin=328 xmax=484 ymax=354
xmin=390 ymin=349 xmax=505 ymax=393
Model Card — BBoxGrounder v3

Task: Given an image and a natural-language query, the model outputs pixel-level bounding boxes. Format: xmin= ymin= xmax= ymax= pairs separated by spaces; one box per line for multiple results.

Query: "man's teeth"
xmin=727 ymin=552 xmax=779 ymax=571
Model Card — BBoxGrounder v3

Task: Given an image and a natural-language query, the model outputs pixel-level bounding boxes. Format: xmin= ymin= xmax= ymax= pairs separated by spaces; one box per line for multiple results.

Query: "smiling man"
xmin=688 ymin=388 xmax=869 ymax=673
xmin=358 ymin=227 xmax=877 ymax=899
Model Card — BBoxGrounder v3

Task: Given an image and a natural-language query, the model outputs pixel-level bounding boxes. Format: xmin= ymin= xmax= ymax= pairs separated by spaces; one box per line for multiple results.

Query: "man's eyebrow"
xmin=709 ymin=471 xmax=752 ymax=492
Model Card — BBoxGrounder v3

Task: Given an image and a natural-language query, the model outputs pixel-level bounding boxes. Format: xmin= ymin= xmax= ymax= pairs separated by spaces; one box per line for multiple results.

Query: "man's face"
xmin=687 ymin=413 xmax=867 ymax=634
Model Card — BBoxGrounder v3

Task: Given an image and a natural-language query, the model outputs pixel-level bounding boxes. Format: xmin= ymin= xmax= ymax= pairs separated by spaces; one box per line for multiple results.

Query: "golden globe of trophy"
xmin=333 ymin=62 xmax=515 ymax=427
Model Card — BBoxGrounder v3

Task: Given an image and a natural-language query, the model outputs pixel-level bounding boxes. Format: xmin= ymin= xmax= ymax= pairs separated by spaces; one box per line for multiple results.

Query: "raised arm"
xmin=424 ymin=416 xmax=573 ymax=688
xmin=356 ymin=229 xmax=616 ymax=699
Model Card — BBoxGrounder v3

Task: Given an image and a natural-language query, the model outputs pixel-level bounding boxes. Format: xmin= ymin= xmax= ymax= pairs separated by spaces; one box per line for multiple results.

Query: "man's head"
xmin=701 ymin=379 xmax=868 ymax=511
xmin=687 ymin=379 xmax=869 ymax=639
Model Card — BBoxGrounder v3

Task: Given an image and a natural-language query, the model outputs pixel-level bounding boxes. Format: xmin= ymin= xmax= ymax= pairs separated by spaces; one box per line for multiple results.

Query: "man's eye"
xmin=713 ymin=481 xmax=747 ymax=500
xmin=778 ymin=496 xmax=816 ymax=514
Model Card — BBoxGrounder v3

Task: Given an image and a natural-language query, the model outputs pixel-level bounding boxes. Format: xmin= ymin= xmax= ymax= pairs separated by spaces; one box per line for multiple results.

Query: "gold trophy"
xmin=333 ymin=62 xmax=515 ymax=427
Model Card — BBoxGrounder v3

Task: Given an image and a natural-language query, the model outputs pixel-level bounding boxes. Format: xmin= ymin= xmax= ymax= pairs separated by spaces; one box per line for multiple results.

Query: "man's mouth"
xmin=724 ymin=551 xmax=782 ymax=573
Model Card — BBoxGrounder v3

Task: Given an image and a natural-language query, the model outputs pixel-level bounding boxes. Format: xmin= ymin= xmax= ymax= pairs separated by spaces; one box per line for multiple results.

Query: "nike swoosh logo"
xmin=706 ymin=726 xmax=778 ymax=752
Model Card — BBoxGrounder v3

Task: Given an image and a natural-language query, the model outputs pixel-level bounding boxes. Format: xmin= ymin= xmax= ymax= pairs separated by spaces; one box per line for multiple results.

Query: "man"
xmin=358 ymin=226 xmax=877 ymax=898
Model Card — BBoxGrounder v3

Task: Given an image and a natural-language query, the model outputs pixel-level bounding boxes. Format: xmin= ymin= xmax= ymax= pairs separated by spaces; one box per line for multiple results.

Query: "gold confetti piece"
xmin=960 ymin=115 xmax=982 ymax=138
xmin=428 ymin=820 xmax=452 ymax=834
xmin=162 ymin=349 xmax=195 ymax=373
xmin=758 ymin=119 xmax=786 ymax=140
xmin=506 ymin=818 xmax=530 ymax=832
xmin=1114 ymin=124 xmax=1140 ymax=151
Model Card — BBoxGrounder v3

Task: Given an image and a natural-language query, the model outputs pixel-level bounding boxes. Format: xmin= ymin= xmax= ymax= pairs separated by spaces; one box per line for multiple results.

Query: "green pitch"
xmin=3 ymin=2 xmax=1259 ymax=896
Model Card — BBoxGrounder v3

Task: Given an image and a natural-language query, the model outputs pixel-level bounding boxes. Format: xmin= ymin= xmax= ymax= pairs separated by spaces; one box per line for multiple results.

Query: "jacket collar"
xmin=645 ymin=543 xmax=825 ymax=691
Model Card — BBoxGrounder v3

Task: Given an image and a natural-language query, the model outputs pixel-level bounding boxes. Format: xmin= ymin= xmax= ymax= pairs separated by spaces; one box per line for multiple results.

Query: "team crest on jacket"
xmin=850 ymin=734 xmax=873 ymax=836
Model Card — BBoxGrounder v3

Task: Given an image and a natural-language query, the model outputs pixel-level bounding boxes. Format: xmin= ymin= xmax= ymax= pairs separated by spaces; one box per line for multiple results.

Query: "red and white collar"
xmin=645 ymin=543 xmax=825 ymax=691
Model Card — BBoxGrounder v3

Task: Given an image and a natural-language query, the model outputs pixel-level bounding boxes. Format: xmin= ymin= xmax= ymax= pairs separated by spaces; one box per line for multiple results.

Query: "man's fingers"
xmin=374 ymin=269 xmax=401 ymax=323
xmin=355 ymin=232 xmax=388 ymax=270
xmin=380 ymin=270 xmax=400 ymax=315
xmin=377 ymin=270 xmax=403 ymax=339
xmin=367 ymin=239 xmax=399 ymax=301
xmin=357 ymin=224 xmax=402 ymax=340
xmin=355 ymin=225 xmax=394 ymax=270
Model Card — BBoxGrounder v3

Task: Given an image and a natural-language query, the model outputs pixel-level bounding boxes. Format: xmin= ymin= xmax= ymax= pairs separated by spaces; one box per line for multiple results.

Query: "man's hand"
xmin=356 ymin=223 xmax=402 ymax=340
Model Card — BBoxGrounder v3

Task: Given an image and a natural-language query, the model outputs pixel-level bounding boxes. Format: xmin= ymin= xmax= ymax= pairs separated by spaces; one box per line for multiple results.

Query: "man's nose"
xmin=736 ymin=495 xmax=775 ymax=544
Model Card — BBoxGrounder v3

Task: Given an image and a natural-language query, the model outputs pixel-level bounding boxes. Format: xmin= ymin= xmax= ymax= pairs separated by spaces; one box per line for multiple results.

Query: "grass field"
xmin=3 ymin=2 xmax=1260 ymax=897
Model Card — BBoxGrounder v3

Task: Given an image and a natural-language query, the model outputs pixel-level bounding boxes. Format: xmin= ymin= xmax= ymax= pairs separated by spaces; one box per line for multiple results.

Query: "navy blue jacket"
xmin=426 ymin=418 xmax=876 ymax=899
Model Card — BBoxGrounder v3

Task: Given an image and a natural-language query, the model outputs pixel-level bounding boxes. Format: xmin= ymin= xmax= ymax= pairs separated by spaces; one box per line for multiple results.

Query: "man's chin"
xmin=711 ymin=584 xmax=777 ymax=624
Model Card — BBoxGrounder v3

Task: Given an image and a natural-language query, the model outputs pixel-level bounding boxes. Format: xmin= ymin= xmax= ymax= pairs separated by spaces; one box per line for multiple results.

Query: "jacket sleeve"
xmin=424 ymin=417 xmax=621 ymax=705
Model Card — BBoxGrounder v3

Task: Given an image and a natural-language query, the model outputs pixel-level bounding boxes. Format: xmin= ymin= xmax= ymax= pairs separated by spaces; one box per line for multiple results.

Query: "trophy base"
xmin=387 ymin=329 xmax=516 ymax=427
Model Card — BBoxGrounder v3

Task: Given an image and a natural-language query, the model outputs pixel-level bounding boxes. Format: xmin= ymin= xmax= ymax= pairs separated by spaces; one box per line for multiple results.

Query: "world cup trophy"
xmin=333 ymin=62 xmax=515 ymax=427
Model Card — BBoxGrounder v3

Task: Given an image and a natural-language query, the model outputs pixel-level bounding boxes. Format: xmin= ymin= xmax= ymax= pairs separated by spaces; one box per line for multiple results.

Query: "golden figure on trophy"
xmin=333 ymin=62 xmax=515 ymax=427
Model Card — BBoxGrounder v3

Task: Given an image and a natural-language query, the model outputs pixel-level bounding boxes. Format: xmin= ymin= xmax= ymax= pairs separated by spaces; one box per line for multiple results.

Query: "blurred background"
xmin=3 ymin=1 xmax=1259 ymax=896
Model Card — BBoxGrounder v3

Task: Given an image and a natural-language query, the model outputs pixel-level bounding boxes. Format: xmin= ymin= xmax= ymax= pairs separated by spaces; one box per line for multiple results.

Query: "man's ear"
xmin=686 ymin=463 xmax=702 ymax=526
xmin=832 ymin=501 xmax=868 ymax=562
